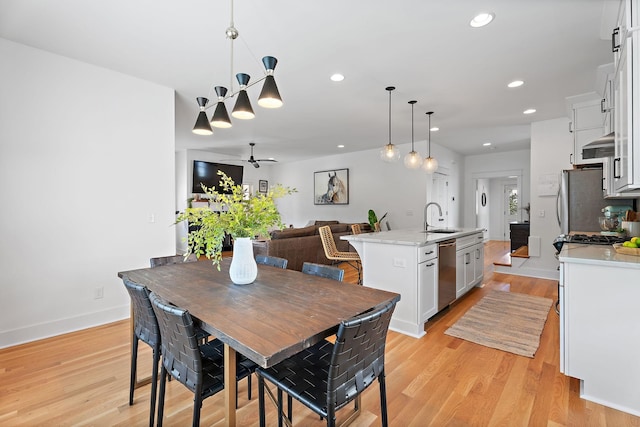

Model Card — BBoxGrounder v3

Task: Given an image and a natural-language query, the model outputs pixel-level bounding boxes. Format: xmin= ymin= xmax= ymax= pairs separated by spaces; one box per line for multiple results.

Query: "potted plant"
xmin=176 ymin=171 xmax=294 ymax=284
xmin=368 ymin=209 xmax=388 ymax=231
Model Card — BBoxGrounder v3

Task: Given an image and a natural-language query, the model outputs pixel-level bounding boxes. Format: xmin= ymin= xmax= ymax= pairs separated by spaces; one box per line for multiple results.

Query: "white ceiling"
xmin=0 ymin=0 xmax=616 ymax=163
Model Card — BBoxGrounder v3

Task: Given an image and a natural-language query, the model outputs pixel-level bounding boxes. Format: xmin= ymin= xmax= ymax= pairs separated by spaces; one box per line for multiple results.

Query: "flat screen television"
xmin=192 ymin=160 xmax=244 ymax=194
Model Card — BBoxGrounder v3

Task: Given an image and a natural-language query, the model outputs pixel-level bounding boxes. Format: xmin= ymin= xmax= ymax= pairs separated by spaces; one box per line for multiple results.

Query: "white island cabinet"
xmin=343 ymin=228 xmax=484 ymax=338
xmin=559 ymin=244 xmax=640 ymax=416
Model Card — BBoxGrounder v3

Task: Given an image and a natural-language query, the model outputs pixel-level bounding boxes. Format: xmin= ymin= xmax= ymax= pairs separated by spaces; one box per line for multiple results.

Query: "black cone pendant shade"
xmin=258 ymin=56 xmax=283 ymax=108
xmin=232 ymin=73 xmax=255 ymax=119
xmin=192 ymin=97 xmax=213 ymax=135
xmin=210 ymin=86 xmax=232 ymax=128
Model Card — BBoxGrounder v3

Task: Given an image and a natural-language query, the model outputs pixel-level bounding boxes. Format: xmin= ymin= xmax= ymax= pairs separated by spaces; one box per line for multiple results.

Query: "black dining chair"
xmin=256 ymin=254 xmax=288 ymax=269
xmin=256 ymin=300 xmax=397 ymax=427
xmin=150 ymin=253 xmax=197 ymax=268
xmin=301 ymin=262 xmax=344 ymax=282
xmin=150 ymin=292 xmax=257 ymax=427
xmin=122 ymin=278 xmax=162 ymax=427
xmin=150 ymin=254 xmax=209 ymax=344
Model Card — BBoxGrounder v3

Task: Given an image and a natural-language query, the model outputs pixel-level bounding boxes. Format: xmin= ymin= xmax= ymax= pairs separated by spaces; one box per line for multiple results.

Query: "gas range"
xmin=553 ymin=233 xmax=626 ymax=253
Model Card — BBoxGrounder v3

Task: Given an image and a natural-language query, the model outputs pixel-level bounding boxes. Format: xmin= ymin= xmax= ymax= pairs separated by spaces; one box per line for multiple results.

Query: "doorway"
xmin=503 ymin=182 xmax=519 ymax=241
xmin=429 ymin=172 xmax=449 ymax=228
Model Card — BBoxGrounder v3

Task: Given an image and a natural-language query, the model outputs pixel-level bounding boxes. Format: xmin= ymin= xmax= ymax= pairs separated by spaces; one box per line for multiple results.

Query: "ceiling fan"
xmin=238 ymin=143 xmax=277 ymax=168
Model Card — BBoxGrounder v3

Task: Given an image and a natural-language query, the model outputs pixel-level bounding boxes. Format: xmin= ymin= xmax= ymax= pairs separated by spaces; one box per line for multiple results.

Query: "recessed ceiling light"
xmin=430 ymin=127 xmax=439 ymax=132
xmin=483 ymin=142 xmax=492 ymax=146
xmin=523 ymin=108 xmax=536 ymax=114
xmin=508 ymin=80 xmax=524 ymax=88
xmin=330 ymin=73 xmax=344 ymax=82
xmin=337 ymin=144 xmax=345 ymax=148
xmin=470 ymin=12 xmax=495 ymax=28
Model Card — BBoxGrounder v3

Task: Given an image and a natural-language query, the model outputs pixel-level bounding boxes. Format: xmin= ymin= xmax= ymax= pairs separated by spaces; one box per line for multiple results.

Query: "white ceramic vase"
xmin=228 ymin=237 xmax=258 ymax=285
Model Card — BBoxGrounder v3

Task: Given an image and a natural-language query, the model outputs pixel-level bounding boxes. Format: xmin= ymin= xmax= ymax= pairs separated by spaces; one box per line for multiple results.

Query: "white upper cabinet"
xmin=567 ymin=94 xmax=607 ymax=165
xmin=613 ymin=0 xmax=640 ymax=193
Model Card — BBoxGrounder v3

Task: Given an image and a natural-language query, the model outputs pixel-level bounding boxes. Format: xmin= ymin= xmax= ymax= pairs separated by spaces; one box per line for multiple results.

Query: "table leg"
xmin=224 ymin=344 xmax=237 ymax=427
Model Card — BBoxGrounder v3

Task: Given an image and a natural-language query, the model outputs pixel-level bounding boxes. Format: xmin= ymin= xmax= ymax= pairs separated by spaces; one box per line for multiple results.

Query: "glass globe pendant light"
xmin=423 ymin=111 xmax=439 ymax=173
xmin=404 ymin=100 xmax=423 ymax=169
xmin=380 ymin=86 xmax=400 ymax=162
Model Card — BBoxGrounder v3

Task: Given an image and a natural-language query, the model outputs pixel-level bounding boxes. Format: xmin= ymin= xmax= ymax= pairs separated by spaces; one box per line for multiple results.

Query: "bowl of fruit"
xmin=613 ymin=237 xmax=640 ymax=255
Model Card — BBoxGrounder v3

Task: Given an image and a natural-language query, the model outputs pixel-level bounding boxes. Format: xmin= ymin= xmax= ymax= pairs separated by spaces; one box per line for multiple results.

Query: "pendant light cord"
xmin=229 ymin=0 xmax=234 ymax=92
xmin=388 ymin=90 xmax=392 ymax=144
xmin=427 ymin=112 xmax=433 ymax=157
xmin=411 ymin=102 xmax=415 ymax=151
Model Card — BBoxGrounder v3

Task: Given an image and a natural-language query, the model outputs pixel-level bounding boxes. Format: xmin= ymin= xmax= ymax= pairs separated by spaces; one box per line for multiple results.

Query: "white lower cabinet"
xmin=418 ymin=245 xmax=438 ymax=322
xmin=560 ymin=258 xmax=640 ymax=415
xmin=455 ymin=232 xmax=484 ymax=299
xmin=473 ymin=244 xmax=484 ymax=283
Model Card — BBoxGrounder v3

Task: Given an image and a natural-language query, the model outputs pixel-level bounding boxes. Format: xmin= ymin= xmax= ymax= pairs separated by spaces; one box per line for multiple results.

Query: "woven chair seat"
xmin=324 ymin=251 xmax=360 ymax=262
xmin=318 ymin=225 xmax=362 ymax=284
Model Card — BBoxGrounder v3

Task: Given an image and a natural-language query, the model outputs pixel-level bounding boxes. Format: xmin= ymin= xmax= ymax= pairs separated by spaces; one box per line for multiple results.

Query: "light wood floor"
xmin=2 ymin=241 xmax=639 ymax=426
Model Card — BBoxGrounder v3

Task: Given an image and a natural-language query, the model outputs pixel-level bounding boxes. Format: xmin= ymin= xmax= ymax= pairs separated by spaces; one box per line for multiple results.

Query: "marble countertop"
xmin=559 ymin=243 xmax=640 ymax=268
xmin=341 ymin=227 xmax=484 ymax=246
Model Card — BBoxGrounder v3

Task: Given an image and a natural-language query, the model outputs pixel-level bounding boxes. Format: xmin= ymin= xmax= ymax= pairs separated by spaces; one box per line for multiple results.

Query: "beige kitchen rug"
xmin=444 ymin=290 xmax=553 ymax=358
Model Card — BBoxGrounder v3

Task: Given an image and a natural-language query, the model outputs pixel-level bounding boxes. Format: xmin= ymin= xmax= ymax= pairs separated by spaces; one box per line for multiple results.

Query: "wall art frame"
xmin=314 ymin=168 xmax=349 ymax=205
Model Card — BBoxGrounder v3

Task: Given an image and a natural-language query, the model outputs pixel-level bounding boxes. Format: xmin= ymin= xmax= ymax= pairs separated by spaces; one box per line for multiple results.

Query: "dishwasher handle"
xmin=438 ymin=239 xmax=456 ymax=248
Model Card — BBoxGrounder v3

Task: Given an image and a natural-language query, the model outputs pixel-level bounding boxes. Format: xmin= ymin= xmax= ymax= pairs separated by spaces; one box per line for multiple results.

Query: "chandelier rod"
xmin=203 ymin=75 xmax=269 ymax=111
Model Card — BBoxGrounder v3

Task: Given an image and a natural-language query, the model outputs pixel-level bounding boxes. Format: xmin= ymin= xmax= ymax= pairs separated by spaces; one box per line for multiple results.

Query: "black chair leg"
xmin=247 ymin=373 xmax=252 ymax=400
xmin=379 ymin=373 xmax=388 ymax=427
xmin=157 ymin=366 xmax=167 ymax=427
xmin=287 ymin=394 xmax=292 ymax=422
xmin=277 ymin=388 xmax=284 ymax=427
xmin=258 ymin=375 xmax=266 ymax=427
xmin=149 ymin=347 xmax=160 ymax=427
xmin=193 ymin=393 xmax=203 ymax=427
xmin=129 ymin=335 xmax=138 ymax=405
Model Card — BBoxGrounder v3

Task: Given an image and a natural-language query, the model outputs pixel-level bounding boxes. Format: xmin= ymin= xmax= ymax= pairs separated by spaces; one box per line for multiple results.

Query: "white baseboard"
xmin=0 ymin=304 xmax=130 ymax=349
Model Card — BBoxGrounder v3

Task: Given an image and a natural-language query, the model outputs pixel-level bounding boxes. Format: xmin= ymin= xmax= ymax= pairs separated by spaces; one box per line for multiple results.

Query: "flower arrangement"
xmin=176 ymin=171 xmax=295 ymax=268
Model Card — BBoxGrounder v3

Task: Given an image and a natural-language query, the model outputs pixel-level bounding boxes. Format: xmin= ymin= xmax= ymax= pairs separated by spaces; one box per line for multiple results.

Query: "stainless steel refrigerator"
xmin=557 ymin=167 xmax=634 ymax=234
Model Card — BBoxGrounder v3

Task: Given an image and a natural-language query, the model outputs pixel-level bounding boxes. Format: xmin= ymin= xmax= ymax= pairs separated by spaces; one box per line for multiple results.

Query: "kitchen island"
xmin=343 ymin=228 xmax=484 ymax=338
xmin=559 ymin=243 xmax=640 ymax=416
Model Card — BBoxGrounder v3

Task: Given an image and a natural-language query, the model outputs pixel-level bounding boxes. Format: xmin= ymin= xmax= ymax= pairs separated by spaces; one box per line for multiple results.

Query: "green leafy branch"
xmin=176 ymin=171 xmax=295 ymax=268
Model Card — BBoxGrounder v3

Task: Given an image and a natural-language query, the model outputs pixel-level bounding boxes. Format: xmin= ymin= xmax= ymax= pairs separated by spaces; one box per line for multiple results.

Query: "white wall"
xmin=525 ymin=117 xmax=573 ymax=279
xmin=0 ymin=39 xmax=176 ymax=348
xmin=476 ymin=178 xmax=491 ymax=239
xmin=270 ymin=141 xmax=464 ymax=230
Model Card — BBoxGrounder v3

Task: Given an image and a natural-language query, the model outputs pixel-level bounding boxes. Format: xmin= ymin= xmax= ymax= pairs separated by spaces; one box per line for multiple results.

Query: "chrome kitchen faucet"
xmin=424 ymin=202 xmax=442 ymax=230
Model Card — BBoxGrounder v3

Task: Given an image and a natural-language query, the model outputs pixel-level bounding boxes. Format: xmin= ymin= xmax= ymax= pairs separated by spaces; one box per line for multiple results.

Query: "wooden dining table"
xmin=118 ymin=258 xmax=400 ymax=427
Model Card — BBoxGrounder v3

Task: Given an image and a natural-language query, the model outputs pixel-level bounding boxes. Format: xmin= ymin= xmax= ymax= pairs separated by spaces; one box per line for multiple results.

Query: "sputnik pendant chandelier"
xmin=192 ymin=0 xmax=283 ymax=136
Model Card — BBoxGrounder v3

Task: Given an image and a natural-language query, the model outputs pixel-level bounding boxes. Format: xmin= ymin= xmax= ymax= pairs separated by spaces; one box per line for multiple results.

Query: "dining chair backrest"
xmin=328 ymin=300 xmax=396 ymax=412
xmin=351 ymin=223 xmax=362 ymax=235
xmin=149 ymin=292 xmax=207 ymax=395
xmin=302 ymin=262 xmax=344 ymax=282
xmin=150 ymin=253 xmax=197 ymax=268
xmin=123 ymin=278 xmax=160 ymax=349
xmin=122 ymin=277 xmax=162 ymax=425
xmin=318 ymin=225 xmax=341 ymax=258
xmin=256 ymin=255 xmax=288 ymax=269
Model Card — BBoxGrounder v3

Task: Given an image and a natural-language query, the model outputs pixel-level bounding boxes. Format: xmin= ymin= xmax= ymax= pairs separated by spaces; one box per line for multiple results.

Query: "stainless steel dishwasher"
xmin=438 ymin=239 xmax=457 ymax=310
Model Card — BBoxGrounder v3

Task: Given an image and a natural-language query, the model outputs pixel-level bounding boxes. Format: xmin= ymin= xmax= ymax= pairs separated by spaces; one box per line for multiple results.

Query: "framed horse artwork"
xmin=314 ymin=168 xmax=349 ymax=205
